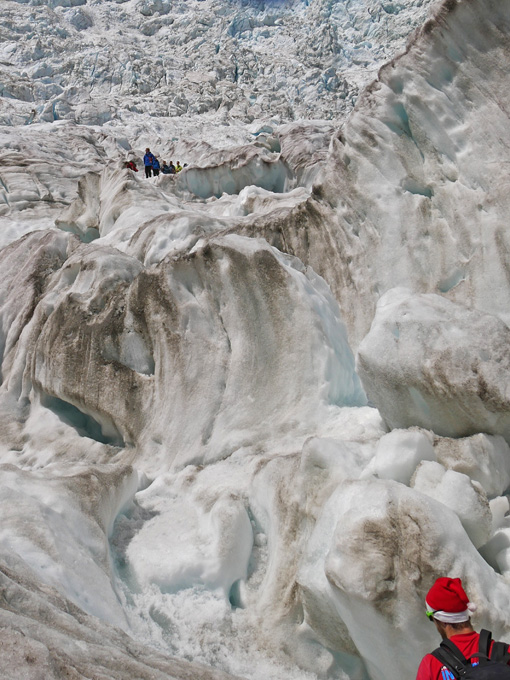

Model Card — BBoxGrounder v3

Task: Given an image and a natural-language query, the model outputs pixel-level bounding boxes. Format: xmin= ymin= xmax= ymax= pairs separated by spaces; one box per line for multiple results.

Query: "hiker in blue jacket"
xmin=144 ymin=148 xmax=155 ymax=178
xmin=152 ymin=156 xmax=161 ymax=176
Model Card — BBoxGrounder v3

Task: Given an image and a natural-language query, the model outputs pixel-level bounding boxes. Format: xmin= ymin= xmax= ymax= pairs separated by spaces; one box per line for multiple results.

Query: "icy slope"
xmin=313 ymin=0 xmax=510 ymax=344
xmin=0 ymin=220 xmax=365 ymax=471
xmin=3 ymin=1 xmax=510 ymax=680
xmin=221 ymin=0 xmax=510 ymax=348
xmin=0 ymin=551 xmax=240 ymax=680
xmin=1 ymin=0 xmax=434 ymax=126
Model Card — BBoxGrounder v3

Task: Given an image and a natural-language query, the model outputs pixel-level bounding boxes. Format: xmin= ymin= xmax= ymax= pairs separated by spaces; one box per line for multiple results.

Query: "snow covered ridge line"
xmin=379 ymin=0 xmax=463 ymax=71
xmin=381 ymin=0 xmax=505 ymax=74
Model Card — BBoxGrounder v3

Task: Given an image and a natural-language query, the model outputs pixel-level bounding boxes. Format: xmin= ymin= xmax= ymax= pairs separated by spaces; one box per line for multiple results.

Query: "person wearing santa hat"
xmin=416 ymin=577 xmax=510 ymax=680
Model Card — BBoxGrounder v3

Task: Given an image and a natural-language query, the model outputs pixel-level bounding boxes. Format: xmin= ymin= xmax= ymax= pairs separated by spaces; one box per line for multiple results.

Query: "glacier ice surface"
xmin=3 ymin=0 xmax=510 ymax=679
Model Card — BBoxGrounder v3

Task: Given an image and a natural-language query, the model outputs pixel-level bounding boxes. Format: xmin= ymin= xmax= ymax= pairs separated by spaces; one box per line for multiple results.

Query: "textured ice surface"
xmin=357 ymin=289 xmax=510 ymax=440
xmin=0 ymin=0 xmax=435 ymax=126
xmin=412 ymin=461 xmax=492 ymax=549
xmin=3 ymin=1 xmax=510 ymax=680
xmin=362 ymin=428 xmax=436 ymax=486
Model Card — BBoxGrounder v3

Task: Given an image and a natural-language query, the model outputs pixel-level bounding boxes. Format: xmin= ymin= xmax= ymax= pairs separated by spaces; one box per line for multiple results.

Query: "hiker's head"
xmin=425 ymin=578 xmax=477 ymax=628
xmin=146 ymin=148 xmax=150 ymax=153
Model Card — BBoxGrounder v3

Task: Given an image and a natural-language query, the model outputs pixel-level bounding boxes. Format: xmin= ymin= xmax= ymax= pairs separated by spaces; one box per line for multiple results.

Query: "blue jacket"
xmin=152 ymin=158 xmax=160 ymax=170
xmin=144 ymin=152 xmax=155 ymax=166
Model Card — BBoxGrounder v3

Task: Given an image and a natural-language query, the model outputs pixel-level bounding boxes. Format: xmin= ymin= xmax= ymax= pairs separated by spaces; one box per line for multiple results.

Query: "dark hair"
xmin=435 ymin=619 xmax=471 ymax=630
xmin=448 ymin=620 xmax=471 ymax=630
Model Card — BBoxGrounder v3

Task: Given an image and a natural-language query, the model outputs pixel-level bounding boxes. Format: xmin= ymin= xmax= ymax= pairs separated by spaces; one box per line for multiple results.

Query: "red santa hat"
xmin=425 ymin=577 xmax=477 ymax=623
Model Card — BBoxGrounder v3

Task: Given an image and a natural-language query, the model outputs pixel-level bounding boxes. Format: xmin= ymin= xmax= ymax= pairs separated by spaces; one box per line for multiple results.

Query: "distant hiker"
xmin=152 ymin=156 xmax=161 ymax=176
xmin=161 ymin=161 xmax=171 ymax=174
xmin=125 ymin=160 xmax=138 ymax=172
xmin=175 ymin=161 xmax=182 ymax=172
xmin=144 ymin=148 xmax=155 ymax=178
xmin=416 ymin=577 xmax=510 ymax=680
xmin=168 ymin=161 xmax=176 ymax=174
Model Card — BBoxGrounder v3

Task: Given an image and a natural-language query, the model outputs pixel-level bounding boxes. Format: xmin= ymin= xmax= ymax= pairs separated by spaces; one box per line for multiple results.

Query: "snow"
xmin=122 ymin=474 xmax=253 ymax=596
xmin=3 ymin=0 xmax=510 ymax=679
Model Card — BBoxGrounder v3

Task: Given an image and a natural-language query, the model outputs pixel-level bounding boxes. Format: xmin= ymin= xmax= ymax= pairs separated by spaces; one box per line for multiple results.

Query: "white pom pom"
xmin=467 ymin=602 xmax=478 ymax=613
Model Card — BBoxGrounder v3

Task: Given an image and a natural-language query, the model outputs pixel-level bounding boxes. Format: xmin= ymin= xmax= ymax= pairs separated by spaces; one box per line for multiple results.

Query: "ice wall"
xmin=237 ymin=0 xmax=510 ymax=349
xmin=318 ymin=0 xmax=510 ymax=345
xmin=0 ymin=222 xmax=365 ymax=473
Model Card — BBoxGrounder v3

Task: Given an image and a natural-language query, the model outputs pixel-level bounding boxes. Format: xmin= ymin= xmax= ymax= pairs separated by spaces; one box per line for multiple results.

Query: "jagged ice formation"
xmin=3 ymin=1 xmax=510 ymax=680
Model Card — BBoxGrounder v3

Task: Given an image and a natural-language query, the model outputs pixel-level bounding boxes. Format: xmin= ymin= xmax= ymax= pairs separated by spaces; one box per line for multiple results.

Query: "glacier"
xmin=2 ymin=0 xmax=510 ymax=679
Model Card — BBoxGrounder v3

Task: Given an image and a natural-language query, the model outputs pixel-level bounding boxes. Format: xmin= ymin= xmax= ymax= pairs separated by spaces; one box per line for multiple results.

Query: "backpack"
xmin=432 ymin=630 xmax=510 ymax=679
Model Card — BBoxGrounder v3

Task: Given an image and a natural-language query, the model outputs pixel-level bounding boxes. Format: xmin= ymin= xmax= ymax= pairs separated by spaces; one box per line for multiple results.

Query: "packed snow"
xmin=3 ymin=1 xmax=510 ymax=680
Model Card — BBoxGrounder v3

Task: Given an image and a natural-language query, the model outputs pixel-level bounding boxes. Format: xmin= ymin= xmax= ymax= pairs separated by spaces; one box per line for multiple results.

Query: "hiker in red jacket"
xmin=416 ymin=577 xmax=510 ymax=680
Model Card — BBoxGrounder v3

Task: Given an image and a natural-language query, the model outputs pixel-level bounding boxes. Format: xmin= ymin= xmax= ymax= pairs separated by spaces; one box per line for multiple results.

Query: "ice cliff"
xmin=2 ymin=1 xmax=510 ymax=680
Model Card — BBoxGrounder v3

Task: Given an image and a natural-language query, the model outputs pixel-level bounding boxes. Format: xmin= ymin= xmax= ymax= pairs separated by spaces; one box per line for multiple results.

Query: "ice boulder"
xmin=67 ymin=7 xmax=93 ymax=30
xmin=435 ymin=433 xmax=510 ymax=499
xmin=362 ymin=428 xmax=435 ymax=486
xmin=488 ymin=496 xmax=510 ymax=534
xmin=412 ymin=461 xmax=492 ymax=549
xmin=480 ymin=501 xmax=510 ymax=575
xmin=74 ymin=101 xmax=113 ymax=125
xmin=357 ymin=289 xmax=510 ymax=442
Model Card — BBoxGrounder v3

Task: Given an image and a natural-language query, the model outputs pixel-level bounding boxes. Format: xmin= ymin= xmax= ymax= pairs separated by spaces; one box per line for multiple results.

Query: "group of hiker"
xmin=124 ymin=149 xmax=184 ymax=178
xmin=143 ymin=148 xmax=183 ymax=178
